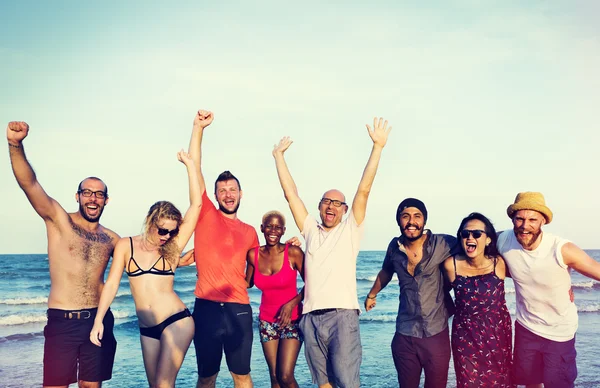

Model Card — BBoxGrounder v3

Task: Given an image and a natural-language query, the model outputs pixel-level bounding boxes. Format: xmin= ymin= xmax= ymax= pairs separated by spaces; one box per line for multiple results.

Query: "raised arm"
xmin=7 ymin=121 xmax=65 ymax=222
xmin=563 ymin=242 xmax=600 ymax=281
xmin=272 ymin=137 xmax=309 ymax=232
xmin=352 ymin=117 xmax=391 ymax=225
xmin=187 ymin=110 xmax=214 ymax=196
xmin=178 ymin=249 xmax=195 ymax=267
xmin=90 ymin=238 xmax=127 ymax=347
xmin=173 ymin=150 xmax=202 ymax=253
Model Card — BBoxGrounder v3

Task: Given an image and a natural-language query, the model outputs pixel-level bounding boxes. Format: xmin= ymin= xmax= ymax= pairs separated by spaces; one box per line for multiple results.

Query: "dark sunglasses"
xmin=460 ymin=229 xmax=486 ymax=239
xmin=320 ymin=198 xmax=346 ymax=207
xmin=157 ymin=227 xmax=179 ymax=237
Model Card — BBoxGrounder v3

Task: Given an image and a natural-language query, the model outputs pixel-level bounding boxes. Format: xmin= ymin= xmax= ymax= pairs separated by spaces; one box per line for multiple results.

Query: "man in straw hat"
xmin=497 ymin=192 xmax=600 ymax=388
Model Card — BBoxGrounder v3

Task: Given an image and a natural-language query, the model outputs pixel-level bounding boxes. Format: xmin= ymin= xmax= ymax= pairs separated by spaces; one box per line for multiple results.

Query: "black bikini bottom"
xmin=139 ymin=308 xmax=192 ymax=340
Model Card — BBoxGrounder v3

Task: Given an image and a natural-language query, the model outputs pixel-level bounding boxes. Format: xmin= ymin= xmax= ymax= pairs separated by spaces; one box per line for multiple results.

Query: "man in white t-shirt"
xmin=497 ymin=192 xmax=600 ymax=388
xmin=271 ymin=118 xmax=391 ymax=388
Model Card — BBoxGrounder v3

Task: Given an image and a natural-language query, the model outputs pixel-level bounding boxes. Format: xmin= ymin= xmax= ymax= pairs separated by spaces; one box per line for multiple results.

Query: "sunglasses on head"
xmin=157 ymin=226 xmax=179 ymax=237
xmin=460 ymin=229 xmax=486 ymax=239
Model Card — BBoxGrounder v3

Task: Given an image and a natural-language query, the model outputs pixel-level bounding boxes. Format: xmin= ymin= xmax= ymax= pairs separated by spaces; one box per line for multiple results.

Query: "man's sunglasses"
xmin=320 ymin=198 xmax=346 ymax=208
xmin=157 ymin=227 xmax=179 ymax=237
xmin=78 ymin=189 xmax=107 ymax=199
xmin=460 ymin=229 xmax=486 ymax=239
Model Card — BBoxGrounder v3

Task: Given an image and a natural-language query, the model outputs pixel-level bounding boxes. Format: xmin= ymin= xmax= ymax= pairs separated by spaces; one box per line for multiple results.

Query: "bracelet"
xmin=366 ymin=295 xmax=377 ymax=299
xmin=8 ymin=143 xmax=20 ymax=149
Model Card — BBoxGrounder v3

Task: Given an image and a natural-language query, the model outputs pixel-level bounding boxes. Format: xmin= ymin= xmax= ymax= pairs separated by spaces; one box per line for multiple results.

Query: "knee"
xmin=197 ymin=374 xmax=217 ymax=388
xmin=78 ymin=381 xmax=100 ymax=388
xmin=277 ymin=370 xmax=296 ymax=386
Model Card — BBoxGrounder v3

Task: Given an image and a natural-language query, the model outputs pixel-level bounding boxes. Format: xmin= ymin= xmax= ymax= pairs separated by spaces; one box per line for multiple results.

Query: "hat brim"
xmin=507 ymin=203 xmax=553 ymax=224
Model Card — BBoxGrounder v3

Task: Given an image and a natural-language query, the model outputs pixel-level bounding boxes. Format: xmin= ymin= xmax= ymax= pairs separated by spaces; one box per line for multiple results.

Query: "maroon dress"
xmin=450 ymin=257 xmax=515 ymax=388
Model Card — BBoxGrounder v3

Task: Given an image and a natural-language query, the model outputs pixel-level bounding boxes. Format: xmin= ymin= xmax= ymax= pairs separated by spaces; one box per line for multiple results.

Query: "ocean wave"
xmin=572 ymin=281 xmax=600 ymax=290
xmin=578 ymin=303 xmax=600 ymax=313
xmin=0 ymin=296 xmax=47 ymax=305
xmin=357 ymin=274 xmax=398 ymax=282
xmin=359 ymin=314 xmax=396 ymax=323
xmin=0 ymin=331 xmax=44 ymax=343
xmin=0 ymin=313 xmax=47 ymax=326
xmin=0 ymin=309 xmax=136 ymax=326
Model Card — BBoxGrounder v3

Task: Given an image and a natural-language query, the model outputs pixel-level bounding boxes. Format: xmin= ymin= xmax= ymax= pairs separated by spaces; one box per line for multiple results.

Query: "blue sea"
xmin=1 ymin=251 xmax=599 ymax=387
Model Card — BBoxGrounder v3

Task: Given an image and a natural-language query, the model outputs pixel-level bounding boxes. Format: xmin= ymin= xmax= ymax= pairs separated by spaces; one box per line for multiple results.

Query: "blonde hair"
xmin=261 ymin=210 xmax=286 ymax=226
xmin=142 ymin=201 xmax=182 ymax=262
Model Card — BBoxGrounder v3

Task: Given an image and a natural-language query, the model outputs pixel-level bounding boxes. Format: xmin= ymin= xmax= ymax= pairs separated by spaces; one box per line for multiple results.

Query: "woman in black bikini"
xmin=90 ymin=148 xmax=201 ymax=387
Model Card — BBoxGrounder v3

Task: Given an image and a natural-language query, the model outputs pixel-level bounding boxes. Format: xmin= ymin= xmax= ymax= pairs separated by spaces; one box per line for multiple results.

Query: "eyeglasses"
xmin=320 ymin=198 xmax=346 ymax=207
xmin=78 ymin=189 xmax=107 ymax=199
xmin=157 ymin=227 xmax=179 ymax=237
xmin=460 ymin=229 xmax=486 ymax=239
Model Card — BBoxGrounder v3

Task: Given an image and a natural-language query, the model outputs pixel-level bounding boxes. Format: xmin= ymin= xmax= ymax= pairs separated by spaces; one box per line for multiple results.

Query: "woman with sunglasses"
xmin=245 ymin=210 xmax=305 ymax=388
xmin=443 ymin=212 xmax=514 ymax=388
xmin=90 ymin=149 xmax=201 ymax=387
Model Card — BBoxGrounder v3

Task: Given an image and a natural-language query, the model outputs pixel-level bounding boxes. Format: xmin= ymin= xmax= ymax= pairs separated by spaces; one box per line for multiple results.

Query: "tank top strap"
xmin=254 ymin=246 xmax=260 ymax=268
xmin=452 ymin=255 xmax=458 ymax=278
xmin=493 ymin=256 xmax=498 ymax=276
xmin=284 ymin=243 xmax=293 ymax=271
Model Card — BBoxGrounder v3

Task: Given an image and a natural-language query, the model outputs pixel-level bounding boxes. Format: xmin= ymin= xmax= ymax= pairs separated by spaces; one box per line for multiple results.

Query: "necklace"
xmin=404 ymin=244 xmax=419 ymax=258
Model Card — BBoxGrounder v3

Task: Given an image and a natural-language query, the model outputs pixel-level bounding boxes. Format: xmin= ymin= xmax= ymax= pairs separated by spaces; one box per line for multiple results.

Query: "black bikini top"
xmin=125 ymin=237 xmax=174 ymax=277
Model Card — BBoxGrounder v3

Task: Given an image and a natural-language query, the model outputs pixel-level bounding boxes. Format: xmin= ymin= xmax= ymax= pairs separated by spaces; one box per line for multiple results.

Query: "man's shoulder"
xmin=428 ymin=232 xmax=457 ymax=246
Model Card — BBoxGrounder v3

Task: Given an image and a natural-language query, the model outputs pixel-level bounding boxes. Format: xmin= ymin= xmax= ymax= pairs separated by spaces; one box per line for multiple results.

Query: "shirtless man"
xmin=7 ymin=121 xmax=119 ymax=388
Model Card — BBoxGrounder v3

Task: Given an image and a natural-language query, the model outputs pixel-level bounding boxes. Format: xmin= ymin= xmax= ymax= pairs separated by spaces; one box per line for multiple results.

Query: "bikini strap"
xmin=129 ymin=237 xmax=134 ymax=258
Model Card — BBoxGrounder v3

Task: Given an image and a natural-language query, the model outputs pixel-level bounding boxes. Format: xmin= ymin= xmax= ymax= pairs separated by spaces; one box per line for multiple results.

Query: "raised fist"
xmin=193 ymin=110 xmax=214 ymax=130
xmin=7 ymin=121 xmax=30 ymax=145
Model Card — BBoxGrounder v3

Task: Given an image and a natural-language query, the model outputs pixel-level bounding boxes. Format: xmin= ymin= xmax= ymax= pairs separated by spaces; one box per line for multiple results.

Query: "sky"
xmin=1 ymin=0 xmax=599 ymax=254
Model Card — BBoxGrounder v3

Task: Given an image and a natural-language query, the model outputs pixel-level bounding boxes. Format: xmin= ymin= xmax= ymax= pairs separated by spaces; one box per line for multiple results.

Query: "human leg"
xmin=223 ymin=303 xmax=254 ymax=387
xmin=140 ymin=335 xmax=161 ymax=386
xmin=154 ymin=314 xmax=195 ymax=387
xmin=299 ymin=313 xmax=334 ymax=387
xmin=79 ymin=309 xmax=117 ymax=386
xmin=276 ymin=338 xmax=302 ymax=388
xmin=513 ymin=322 xmax=544 ymax=386
xmin=193 ymin=299 xmax=225 ymax=387
xmin=327 ymin=310 xmax=361 ymax=388
xmin=541 ymin=336 xmax=577 ymax=388
xmin=417 ymin=328 xmax=450 ymax=388
xmin=391 ymin=332 xmax=423 ymax=388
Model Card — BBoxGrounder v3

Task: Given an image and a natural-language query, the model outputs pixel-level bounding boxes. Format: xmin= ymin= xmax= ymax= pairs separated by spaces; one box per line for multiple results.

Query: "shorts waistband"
xmin=309 ymin=308 xmax=338 ymax=316
xmin=47 ymin=307 xmax=98 ymax=320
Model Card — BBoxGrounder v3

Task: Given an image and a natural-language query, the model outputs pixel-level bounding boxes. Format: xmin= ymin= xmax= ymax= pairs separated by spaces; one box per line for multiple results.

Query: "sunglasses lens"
xmin=157 ymin=228 xmax=168 ymax=236
xmin=460 ymin=230 xmax=470 ymax=239
xmin=472 ymin=231 xmax=483 ymax=239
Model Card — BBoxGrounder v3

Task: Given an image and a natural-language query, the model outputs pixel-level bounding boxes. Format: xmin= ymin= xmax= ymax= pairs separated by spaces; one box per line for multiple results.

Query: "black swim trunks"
xmin=193 ymin=298 xmax=253 ymax=377
xmin=43 ymin=307 xmax=117 ymax=386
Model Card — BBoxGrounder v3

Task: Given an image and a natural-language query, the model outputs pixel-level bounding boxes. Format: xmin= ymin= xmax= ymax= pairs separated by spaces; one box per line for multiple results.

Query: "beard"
xmin=79 ymin=202 xmax=104 ymax=223
xmin=218 ymin=200 xmax=240 ymax=215
xmin=515 ymin=228 xmax=542 ymax=249
xmin=401 ymin=224 xmax=424 ymax=242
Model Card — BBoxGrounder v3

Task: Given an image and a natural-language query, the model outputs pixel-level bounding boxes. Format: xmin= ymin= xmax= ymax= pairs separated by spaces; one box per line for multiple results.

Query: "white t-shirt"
xmin=301 ymin=211 xmax=364 ymax=313
xmin=497 ymin=230 xmax=577 ymax=341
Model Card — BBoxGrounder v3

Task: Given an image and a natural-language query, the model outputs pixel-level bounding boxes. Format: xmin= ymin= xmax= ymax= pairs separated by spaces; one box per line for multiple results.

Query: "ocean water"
xmin=1 ymin=251 xmax=600 ymax=387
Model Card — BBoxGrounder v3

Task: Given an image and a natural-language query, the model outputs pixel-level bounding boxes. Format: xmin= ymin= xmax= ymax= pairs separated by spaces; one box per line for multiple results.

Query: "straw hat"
xmin=506 ymin=192 xmax=553 ymax=224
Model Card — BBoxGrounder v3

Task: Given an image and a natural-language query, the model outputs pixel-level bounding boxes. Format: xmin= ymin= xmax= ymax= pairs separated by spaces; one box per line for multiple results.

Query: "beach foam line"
xmin=0 ymin=309 xmax=137 ymax=326
xmin=357 ymin=274 xmax=398 ymax=282
xmin=578 ymin=303 xmax=600 ymax=313
xmin=572 ymin=281 xmax=600 ymax=290
xmin=359 ymin=314 xmax=396 ymax=323
xmin=0 ymin=296 xmax=47 ymax=305
xmin=0 ymin=313 xmax=47 ymax=326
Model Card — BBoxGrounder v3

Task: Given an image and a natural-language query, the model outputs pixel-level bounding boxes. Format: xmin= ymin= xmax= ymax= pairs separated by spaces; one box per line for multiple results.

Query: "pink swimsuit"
xmin=253 ymin=244 xmax=302 ymax=323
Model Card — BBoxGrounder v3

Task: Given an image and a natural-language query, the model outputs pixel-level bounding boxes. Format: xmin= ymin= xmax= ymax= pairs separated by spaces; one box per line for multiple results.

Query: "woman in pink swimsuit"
xmin=246 ymin=210 xmax=305 ymax=388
